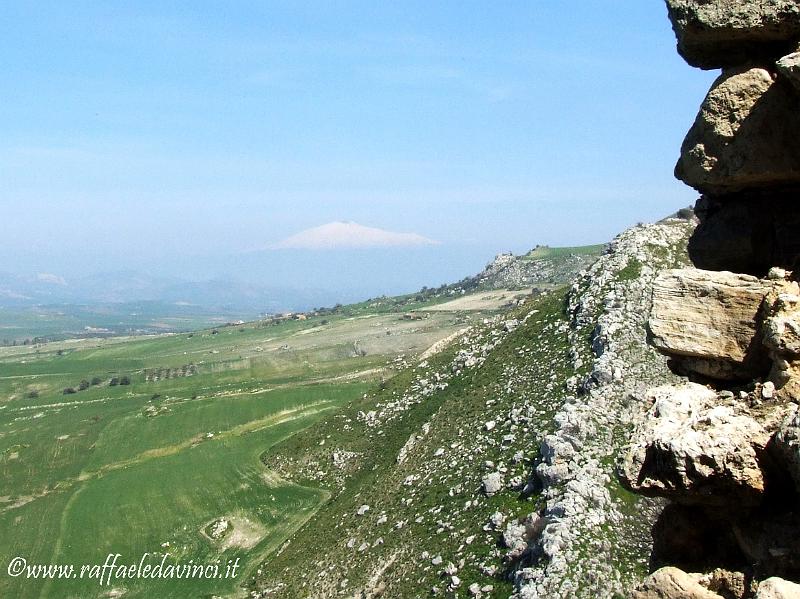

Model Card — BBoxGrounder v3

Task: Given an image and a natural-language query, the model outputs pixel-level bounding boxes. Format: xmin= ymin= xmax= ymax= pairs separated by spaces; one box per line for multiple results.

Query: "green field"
xmin=0 ymin=302 xmax=478 ymax=598
xmin=0 ymin=302 xmax=257 ymax=344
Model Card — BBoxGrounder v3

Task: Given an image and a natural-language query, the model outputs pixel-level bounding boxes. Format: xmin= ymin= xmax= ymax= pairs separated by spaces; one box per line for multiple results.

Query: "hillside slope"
xmin=252 ymin=217 xmax=694 ymax=598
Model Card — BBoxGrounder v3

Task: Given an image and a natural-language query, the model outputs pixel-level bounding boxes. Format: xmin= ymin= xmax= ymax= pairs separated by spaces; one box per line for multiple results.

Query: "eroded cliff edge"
xmin=623 ymin=2 xmax=800 ymax=598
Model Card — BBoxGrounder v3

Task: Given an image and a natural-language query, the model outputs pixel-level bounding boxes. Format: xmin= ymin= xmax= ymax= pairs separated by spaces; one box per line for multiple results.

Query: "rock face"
xmin=649 ymin=269 xmax=772 ymax=380
xmin=629 ymin=567 xmax=724 ymax=599
xmin=755 ymin=578 xmax=800 ymax=599
xmin=619 ymin=383 xmax=773 ymax=506
xmin=665 ymin=0 xmax=800 ymax=69
xmin=771 ymin=406 xmax=800 ymax=494
xmin=675 ymin=68 xmax=800 ymax=196
xmin=776 ymin=51 xmax=800 ymax=91
xmin=623 ymin=3 xmax=800 ymax=597
xmin=688 ymin=194 xmax=800 ymax=276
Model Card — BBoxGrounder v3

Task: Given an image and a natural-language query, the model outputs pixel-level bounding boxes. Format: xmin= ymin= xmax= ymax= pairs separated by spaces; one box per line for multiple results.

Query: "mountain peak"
xmin=271 ymin=221 xmax=439 ymax=250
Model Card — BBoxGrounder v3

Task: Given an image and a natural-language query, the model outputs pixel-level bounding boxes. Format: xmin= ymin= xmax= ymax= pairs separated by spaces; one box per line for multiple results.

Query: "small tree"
xmin=119 ymin=376 xmax=131 ymax=386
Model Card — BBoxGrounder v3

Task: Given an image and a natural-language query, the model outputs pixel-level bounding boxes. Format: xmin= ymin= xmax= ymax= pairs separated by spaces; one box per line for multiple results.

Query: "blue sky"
xmin=0 ymin=1 xmax=716 ymax=285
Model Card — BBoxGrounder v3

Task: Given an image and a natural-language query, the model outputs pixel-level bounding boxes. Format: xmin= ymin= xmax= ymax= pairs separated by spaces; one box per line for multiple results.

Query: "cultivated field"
xmin=0 ymin=303 xmax=479 ymax=598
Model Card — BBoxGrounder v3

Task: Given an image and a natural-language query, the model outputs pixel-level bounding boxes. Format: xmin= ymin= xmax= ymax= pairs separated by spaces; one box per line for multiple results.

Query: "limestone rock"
xmin=688 ymin=194 xmax=800 ymax=276
xmin=777 ymin=52 xmax=800 ymax=93
xmin=762 ymin=291 xmax=800 ymax=394
xmin=755 ymin=577 xmax=800 ymax=599
xmin=619 ymin=383 xmax=770 ymax=506
xmin=649 ymin=269 xmax=772 ymax=380
xmin=764 ymin=294 xmax=800 ymax=357
xmin=482 ymin=472 xmax=503 ymax=497
xmin=700 ymin=569 xmax=751 ymax=599
xmin=665 ymin=0 xmax=800 ymax=69
xmin=675 ymin=68 xmax=800 ymax=195
xmin=628 ymin=567 xmax=723 ymax=599
xmin=771 ymin=406 xmax=800 ymax=494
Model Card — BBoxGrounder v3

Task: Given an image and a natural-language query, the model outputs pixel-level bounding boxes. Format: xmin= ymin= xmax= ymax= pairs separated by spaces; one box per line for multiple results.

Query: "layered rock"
xmin=624 ymin=3 xmax=800 ymax=597
xmin=675 ymin=68 xmax=800 ymax=196
xmin=649 ymin=270 xmax=773 ymax=380
xmin=665 ymin=0 xmax=800 ymax=69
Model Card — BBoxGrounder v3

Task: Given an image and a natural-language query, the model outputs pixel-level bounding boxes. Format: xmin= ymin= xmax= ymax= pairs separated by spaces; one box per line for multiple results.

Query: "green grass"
xmin=0 ymin=300 xmax=474 ymax=598
xmin=523 ymin=244 xmax=606 ymax=260
xmin=256 ymin=290 xmax=575 ymax=597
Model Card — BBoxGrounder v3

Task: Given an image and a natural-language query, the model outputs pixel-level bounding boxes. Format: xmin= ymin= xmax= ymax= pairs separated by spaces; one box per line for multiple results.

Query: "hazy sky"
xmin=1 ymin=1 xmax=716 ymax=279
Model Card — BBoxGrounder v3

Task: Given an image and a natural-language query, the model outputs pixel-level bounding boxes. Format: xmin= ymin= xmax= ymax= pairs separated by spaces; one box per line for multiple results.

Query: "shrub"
xmin=63 ymin=387 xmax=77 ymax=395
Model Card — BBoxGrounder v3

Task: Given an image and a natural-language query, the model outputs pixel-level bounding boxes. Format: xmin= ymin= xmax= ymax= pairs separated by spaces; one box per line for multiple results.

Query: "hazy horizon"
xmin=2 ymin=2 xmax=715 ymax=301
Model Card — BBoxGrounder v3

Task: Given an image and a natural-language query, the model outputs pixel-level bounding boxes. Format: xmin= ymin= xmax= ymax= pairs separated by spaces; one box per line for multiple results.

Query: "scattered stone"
xmin=482 ymin=472 xmax=503 ymax=497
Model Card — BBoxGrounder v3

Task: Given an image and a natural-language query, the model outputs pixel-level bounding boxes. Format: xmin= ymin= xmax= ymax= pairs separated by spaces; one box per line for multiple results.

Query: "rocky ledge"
xmin=621 ymin=2 xmax=800 ymax=597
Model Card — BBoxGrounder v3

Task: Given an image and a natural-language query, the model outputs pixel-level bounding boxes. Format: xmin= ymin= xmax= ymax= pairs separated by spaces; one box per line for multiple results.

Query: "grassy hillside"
xmin=0 ymin=243 xmax=611 ymax=598
xmin=0 ymin=300 xmax=486 ymax=598
xmin=253 ymin=290 xmax=574 ymax=598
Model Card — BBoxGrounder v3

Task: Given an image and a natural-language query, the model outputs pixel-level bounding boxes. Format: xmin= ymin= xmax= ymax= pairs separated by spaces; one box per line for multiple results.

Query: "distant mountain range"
xmin=0 ymin=270 xmax=333 ymax=313
xmin=0 ymin=243 xmax=498 ymax=313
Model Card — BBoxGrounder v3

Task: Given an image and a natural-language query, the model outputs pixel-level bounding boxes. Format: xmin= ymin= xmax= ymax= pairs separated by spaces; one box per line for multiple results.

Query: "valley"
xmin=0 ymin=245 xmax=598 ymax=598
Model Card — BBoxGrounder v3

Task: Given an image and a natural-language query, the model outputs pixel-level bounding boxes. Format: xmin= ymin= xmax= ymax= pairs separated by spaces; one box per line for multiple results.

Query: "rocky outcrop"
xmin=648 ymin=265 xmax=800 ymax=393
xmin=649 ymin=270 xmax=773 ymax=380
xmin=755 ymin=578 xmax=800 ymax=599
xmin=777 ymin=51 xmax=800 ymax=91
xmin=667 ymin=0 xmax=800 ymax=275
xmin=632 ymin=568 xmax=800 ymax=599
xmin=665 ymin=0 xmax=800 ymax=69
xmin=629 ymin=567 xmax=723 ymax=599
xmin=675 ymin=68 xmax=800 ymax=196
xmin=619 ymin=383 xmax=781 ymax=507
xmin=688 ymin=194 xmax=800 ymax=276
xmin=624 ymin=3 xmax=800 ymax=597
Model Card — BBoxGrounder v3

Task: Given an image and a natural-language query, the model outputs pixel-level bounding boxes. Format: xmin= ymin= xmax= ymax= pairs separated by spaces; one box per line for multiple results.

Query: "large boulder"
xmin=649 ymin=269 xmax=772 ymax=380
xmin=619 ymin=383 xmax=772 ymax=507
xmin=665 ymin=0 xmax=800 ymax=69
xmin=777 ymin=51 xmax=800 ymax=93
xmin=675 ymin=68 xmax=800 ymax=195
xmin=755 ymin=577 xmax=800 ymax=599
xmin=628 ymin=567 xmax=724 ymax=599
